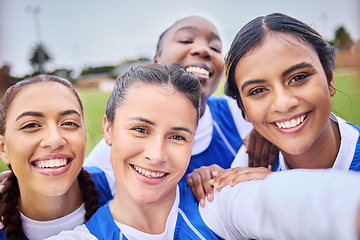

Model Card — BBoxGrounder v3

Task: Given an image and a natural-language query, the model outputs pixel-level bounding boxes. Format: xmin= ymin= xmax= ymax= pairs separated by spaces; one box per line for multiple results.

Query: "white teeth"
xmin=275 ymin=114 xmax=306 ymax=129
xmin=133 ymin=165 xmax=166 ymax=179
xmin=35 ymin=159 xmax=68 ymax=169
xmin=186 ymin=66 xmax=209 ymax=77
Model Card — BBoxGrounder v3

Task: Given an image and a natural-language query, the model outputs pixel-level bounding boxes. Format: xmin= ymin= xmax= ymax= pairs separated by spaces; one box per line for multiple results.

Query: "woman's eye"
xmin=62 ymin=121 xmax=80 ymax=127
xmin=133 ymin=127 xmax=148 ymax=134
xmin=290 ymin=74 xmax=307 ymax=84
xmin=210 ymin=46 xmax=221 ymax=53
xmin=249 ymin=88 xmax=267 ymax=96
xmin=20 ymin=123 xmax=40 ymax=130
xmin=170 ymin=135 xmax=186 ymax=142
xmin=179 ymin=39 xmax=193 ymax=44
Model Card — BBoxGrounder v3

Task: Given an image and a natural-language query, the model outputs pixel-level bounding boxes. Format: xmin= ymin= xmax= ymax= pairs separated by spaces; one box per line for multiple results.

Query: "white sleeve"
xmin=45 ymin=225 xmax=97 ymax=240
xmin=230 ymin=144 xmax=249 ymax=168
xmin=224 ymin=96 xmax=253 ymax=140
xmin=84 ymin=138 xmax=115 ymax=196
xmin=201 ymin=169 xmax=360 ymax=240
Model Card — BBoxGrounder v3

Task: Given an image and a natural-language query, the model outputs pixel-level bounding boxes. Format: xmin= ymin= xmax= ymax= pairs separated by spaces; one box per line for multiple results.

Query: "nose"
xmin=143 ymin=136 xmax=167 ymax=164
xmin=190 ymin=41 xmax=212 ymax=60
xmin=270 ymin=87 xmax=298 ymax=113
xmin=40 ymin=124 xmax=66 ymax=149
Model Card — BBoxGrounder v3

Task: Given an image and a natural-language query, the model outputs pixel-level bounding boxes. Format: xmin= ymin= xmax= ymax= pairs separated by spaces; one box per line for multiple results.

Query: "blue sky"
xmin=1 ymin=0 xmax=359 ymax=77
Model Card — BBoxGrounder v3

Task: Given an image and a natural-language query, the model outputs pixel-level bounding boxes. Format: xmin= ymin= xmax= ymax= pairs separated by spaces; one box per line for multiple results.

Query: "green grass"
xmin=331 ymin=72 xmax=360 ymax=126
xmin=78 ymin=89 xmax=112 ymax=156
xmin=0 ymin=71 xmax=359 ymax=172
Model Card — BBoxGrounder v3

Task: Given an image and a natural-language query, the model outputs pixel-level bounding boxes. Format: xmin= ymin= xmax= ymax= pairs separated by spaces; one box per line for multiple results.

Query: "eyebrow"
xmin=129 ymin=117 xmax=193 ymax=135
xmin=241 ymin=62 xmax=315 ymax=92
xmin=175 ymin=26 xmax=221 ymax=41
xmin=15 ymin=109 xmax=81 ymax=121
xmin=16 ymin=111 xmax=44 ymax=121
xmin=59 ymin=109 xmax=81 ymax=117
xmin=282 ymin=62 xmax=314 ymax=77
xmin=241 ymin=79 xmax=266 ymax=92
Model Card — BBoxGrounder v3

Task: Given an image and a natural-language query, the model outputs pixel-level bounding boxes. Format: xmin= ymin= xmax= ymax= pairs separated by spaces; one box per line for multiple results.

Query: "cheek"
xmin=158 ymin=46 xmax=183 ymax=64
xmin=171 ymin=144 xmax=192 ymax=171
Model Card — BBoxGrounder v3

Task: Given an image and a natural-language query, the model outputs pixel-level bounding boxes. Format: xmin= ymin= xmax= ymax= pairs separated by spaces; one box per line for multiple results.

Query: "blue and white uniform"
xmin=85 ymin=96 xmax=253 ymax=185
xmin=49 ymin=182 xmax=223 ymax=240
xmin=232 ymin=114 xmax=360 ymax=172
xmin=48 ymin=169 xmax=360 ymax=240
xmin=0 ymin=167 xmax=113 ymax=240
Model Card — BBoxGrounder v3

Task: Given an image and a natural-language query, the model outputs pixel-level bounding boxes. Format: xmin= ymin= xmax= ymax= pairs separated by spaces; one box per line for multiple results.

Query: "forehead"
xmin=166 ymin=17 xmax=220 ymax=38
xmin=8 ymin=82 xmax=82 ymax=115
xmin=235 ymin=32 xmax=320 ymax=73
xmin=115 ymin=83 xmax=197 ymax=124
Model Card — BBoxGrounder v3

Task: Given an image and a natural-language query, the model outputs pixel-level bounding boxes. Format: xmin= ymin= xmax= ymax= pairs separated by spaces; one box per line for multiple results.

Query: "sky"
xmin=1 ymin=0 xmax=359 ymax=78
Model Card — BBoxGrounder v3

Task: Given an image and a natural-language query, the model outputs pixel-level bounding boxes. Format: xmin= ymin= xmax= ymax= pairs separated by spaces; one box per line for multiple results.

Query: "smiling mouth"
xmin=32 ymin=158 xmax=70 ymax=169
xmin=274 ymin=113 xmax=308 ymax=129
xmin=132 ymin=165 xmax=167 ymax=179
xmin=186 ymin=66 xmax=210 ymax=77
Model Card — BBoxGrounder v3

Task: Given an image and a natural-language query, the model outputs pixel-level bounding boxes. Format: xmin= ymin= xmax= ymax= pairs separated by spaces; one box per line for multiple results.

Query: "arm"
xmin=244 ymin=129 xmax=279 ymax=170
xmin=201 ymin=169 xmax=360 ymax=240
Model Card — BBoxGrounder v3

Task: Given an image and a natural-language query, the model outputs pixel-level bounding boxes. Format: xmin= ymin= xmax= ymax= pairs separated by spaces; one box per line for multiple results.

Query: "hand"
xmin=210 ymin=167 xmax=272 ymax=191
xmin=244 ymin=129 xmax=279 ymax=170
xmin=0 ymin=170 xmax=10 ymax=193
xmin=187 ymin=164 xmax=224 ymax=207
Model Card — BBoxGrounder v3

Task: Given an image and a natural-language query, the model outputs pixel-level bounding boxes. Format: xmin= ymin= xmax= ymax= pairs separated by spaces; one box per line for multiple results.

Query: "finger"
xmin=187 ymin=173 xmax=206 ymax=202
xmin=260 ymin=140 xmax=271 ymax=168
xmin=268 ymin=143 xmax=279 ymax=170
xmin=252 ymin=136 xmax=265 ymax=167
xmin=230 ymin=167 xmax=272 ymax=186
xmin=247 ymin=131 xmax=257 ymax=167
xmin=213 ymin=170 xmax=239 ymax=189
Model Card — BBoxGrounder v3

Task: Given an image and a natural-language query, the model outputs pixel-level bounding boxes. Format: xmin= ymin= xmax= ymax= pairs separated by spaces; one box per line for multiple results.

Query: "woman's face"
xmin=234 ymin=33 xmax=336 ymax=156
xmin=103 ymin=83 xmax=197 ymax=205
xmin=156 ymin=17 xmax=224 ymax=106
xmin=0 ymin=82 xmax=85 ymax=197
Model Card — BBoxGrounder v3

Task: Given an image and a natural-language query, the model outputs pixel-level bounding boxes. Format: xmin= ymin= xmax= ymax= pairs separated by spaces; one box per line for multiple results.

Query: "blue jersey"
xmin=83 ymin=166 xmax=113 ymax=206
xmin=181 ymin=97 xmax=244 ymax=182
xmin=0 ymin=167 xmax=112 ymax=240
xmin=86 ymin=182 xmax=223 ymax=240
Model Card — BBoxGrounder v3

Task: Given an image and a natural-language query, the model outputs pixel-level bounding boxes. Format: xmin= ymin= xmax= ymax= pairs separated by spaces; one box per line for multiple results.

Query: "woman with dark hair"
xmin=0 ymin=75 xmax=112 ymax=240
xmin=188 ymin=12 xmax=360 ymax=190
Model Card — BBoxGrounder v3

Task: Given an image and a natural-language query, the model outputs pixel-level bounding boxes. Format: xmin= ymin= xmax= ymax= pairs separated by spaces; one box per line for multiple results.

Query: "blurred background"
xmin=0 ymin=0 xmax=359 ymax=171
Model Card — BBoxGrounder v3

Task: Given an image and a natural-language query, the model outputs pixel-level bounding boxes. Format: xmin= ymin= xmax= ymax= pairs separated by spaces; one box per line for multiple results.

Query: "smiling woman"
xmin=224 ymin=13 xmax=360 ymax=173
xmin=0 ymin=75 xmax=112 ymax=240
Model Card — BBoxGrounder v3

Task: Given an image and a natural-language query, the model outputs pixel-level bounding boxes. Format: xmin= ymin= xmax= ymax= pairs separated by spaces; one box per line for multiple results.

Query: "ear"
xmin=0 ymin=135 xmax=10 ymax=165
xmin=327 ymin=71 xmax=336 ymax=97
xmin=102 ymin=115 xmax=112 ymax=146
xmin=244 ymin=113 xmax=250 ymax=122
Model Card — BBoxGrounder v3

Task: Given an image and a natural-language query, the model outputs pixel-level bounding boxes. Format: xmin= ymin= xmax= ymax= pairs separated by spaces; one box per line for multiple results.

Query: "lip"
xmin=271 ymin=111 xmax=310 ymax=134
xmin=31 ymin=153 xmax=74 ymax=177
xmin=130 ymin=164 xmax=168 ymax=185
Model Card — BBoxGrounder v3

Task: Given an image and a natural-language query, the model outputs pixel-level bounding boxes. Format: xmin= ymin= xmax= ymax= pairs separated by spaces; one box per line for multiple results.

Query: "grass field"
xmin=0 ymin=71 xmax=359 ymax=172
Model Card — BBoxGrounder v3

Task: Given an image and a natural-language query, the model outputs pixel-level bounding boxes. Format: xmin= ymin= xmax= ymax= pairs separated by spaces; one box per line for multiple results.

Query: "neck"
xmin=109 ymin=185 xmax=177 ymax=234
xmin=18 ymin=179 xmax=83 ymax=221
xmin=282 ymin=119 xmax=341 ymax=169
